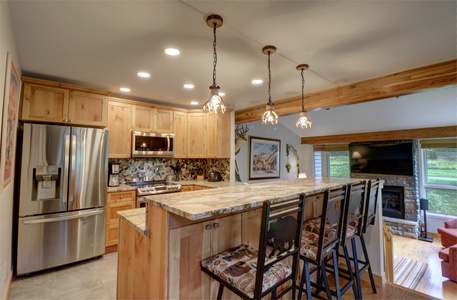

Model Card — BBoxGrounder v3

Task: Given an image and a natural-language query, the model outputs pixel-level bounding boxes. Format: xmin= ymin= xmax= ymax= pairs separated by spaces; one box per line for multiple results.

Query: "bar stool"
xmin=200 ymin=195 xmax=306 ymax=299
xmin=336 ymin=181 xmax=368 ymax=299
xmin=298 ymin=186 xmax=357 ymax=300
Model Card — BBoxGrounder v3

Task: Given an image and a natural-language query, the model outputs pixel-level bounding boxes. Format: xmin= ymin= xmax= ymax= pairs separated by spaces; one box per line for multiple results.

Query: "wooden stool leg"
xmin=217 ymin=283 xmax=224 ymax=300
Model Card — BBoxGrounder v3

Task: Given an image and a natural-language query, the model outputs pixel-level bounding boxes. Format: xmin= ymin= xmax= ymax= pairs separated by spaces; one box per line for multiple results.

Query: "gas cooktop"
xmin=126 ymin=180 xmax=182 ymax=196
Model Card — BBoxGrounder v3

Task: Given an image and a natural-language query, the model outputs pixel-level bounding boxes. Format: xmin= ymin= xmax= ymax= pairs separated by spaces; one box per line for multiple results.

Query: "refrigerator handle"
xmin=62 ymin=134 xmax=70 ymax=204
xmin=69 ymin=134 xmax=77 ymax=208
xmin=22 ymin=209 xmax=105 ymax=224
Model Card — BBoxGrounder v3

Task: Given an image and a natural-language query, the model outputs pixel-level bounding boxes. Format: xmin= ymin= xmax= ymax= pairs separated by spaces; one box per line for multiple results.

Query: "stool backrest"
xmin=363 ymin=179 xmax=380 ymax=234
xmin=255 ymin=194 xmax=306 ymax=298
xmin=317 ymin=186 xmax=347 ymax=261
xmin=342 ymin=181 xmax=367 ymax=242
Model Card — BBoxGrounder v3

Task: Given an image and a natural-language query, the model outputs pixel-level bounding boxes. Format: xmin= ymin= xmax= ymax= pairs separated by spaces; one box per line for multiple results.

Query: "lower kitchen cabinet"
xmin=168 ymin=214 xmax=241 ymax=299
xmin=106 ymin=190 xmax=136 ymax=251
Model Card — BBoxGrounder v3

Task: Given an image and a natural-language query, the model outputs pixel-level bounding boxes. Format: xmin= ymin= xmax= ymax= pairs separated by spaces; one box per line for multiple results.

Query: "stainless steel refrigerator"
xmin=15 ymin=123 xmax=108 ymax=275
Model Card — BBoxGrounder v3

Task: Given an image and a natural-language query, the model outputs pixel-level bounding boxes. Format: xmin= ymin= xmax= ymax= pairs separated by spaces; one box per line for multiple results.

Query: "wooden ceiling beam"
xmin=235 ymin=60 xmax=457 ymax=124
xmin=300 ymin=126 xmax=457 ymax=145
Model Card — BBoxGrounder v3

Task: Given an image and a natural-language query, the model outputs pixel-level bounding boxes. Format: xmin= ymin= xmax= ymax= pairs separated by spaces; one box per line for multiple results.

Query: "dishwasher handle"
xmin=22 ymin=209 xmax=104 ymax=224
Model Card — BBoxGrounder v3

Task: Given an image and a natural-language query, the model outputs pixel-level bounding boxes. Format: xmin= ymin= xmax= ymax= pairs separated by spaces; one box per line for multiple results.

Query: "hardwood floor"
xmin=392 ymin=234 xmax=457 ymax=300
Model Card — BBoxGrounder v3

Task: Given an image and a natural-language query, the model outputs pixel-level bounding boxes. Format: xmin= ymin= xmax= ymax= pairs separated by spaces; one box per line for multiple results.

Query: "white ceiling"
xmin=8 ymin=1 xmax=457 ymax=113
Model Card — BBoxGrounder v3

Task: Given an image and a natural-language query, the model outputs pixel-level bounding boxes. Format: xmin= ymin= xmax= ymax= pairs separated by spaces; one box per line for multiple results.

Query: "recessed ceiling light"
xmin=120 ymin=87 xmax=131 ymax=92
xmin=252 ymin=79 xmax=263 ymax=85
xmin=190 ymin=101 xmax=199 ymax=105
xmin=219 ymin=92 xmax=225 ymax=96
xmin=165 ymin=48 xmax=180 ymax=56
xmin=184 ymin=84 xmax=194 ymax=89
xmin=137 ymin=72 xmax=150 ymax=78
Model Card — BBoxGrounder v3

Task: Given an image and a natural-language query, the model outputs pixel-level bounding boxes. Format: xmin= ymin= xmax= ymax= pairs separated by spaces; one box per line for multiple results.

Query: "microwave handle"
xmin=167 ymin=135 xmax=170 ymax=151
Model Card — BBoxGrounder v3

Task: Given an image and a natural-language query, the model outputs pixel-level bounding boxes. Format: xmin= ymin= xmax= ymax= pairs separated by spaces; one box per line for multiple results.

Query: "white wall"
xmin=0 ymin=1 xmax=21 ymax=298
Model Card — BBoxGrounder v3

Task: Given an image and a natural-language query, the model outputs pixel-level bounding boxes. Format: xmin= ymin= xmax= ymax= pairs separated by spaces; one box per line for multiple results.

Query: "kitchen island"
xmin=116 ymin=177 xmax=384 ymax=299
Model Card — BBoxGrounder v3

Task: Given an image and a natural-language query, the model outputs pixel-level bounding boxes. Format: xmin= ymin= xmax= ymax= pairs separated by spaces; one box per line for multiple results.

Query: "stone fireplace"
xmin=352 ymin=141 xmax=420 ymax=238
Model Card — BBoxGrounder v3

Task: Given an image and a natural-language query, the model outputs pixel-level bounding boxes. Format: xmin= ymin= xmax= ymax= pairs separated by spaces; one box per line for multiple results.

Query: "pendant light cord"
xmin=301 ymin=68 xmax=305 ymax=112
xmin=268 ymin=51 xmax=272 ymax=105
xmin=212 ymin=23 xmax=217 ymax=87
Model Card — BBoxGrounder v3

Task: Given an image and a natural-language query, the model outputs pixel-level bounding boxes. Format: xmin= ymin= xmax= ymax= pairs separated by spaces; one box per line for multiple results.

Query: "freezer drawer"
xmin=16 ymin=208 xmax=106 ymax=275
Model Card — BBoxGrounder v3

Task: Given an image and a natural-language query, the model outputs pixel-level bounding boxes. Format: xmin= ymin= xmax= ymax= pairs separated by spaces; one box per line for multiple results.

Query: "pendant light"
xmin=295 ymin=64 xmax=312 ymax=129
xmin=203 ymin=14 xmax=226 ymax=115
xmin=261 ymin=45 xmax=278 ymax=125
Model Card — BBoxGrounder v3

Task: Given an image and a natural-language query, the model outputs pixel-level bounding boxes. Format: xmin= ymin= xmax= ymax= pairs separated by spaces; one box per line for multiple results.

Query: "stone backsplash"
xmin=109 ymin=158 xmax=230 ymax=183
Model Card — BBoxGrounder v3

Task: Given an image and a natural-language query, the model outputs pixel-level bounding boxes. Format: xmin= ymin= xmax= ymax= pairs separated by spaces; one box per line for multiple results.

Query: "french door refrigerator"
xmin=15 ymin=123 xmax=108 ymax=275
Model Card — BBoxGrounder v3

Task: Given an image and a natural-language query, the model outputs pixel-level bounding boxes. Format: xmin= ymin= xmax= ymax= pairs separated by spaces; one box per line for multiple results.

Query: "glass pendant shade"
xmin=203 ymin=86 xmax=226 ymax=115
xmin=262 ymin=104 xmax=279 ymax=125
xmin=296 ymin=111 xmax=312 ymax=128
xmin=204 ymin=14 xmax=225 ymax=115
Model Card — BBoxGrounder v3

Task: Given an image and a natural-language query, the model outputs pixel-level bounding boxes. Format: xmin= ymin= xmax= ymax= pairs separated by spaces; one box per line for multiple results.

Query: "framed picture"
xmin=1 ymin=53 xmax=21 ymax=189
xmin=249 ymin=136 xmax=280 ymax=180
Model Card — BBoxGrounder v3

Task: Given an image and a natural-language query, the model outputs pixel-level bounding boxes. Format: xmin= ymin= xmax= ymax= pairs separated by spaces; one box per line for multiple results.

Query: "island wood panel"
xmin=300 ymin=125 xmax=457 ymax=145
xmin=235 ymin=60 xmax=457 ymax=123
xmin=68 ymin=91 xmax=107 ymax=127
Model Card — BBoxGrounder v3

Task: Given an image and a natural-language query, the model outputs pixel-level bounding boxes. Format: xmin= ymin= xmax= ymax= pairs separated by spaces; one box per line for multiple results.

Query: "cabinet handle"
xmin=213 ymin=223 xmax=219 ymax=229
xmin=205 ymin=224 xmax=212 ymax=231
xmin=68 ymin=119 xmax=73 ymax=123
xmin=120 ymin=195 xmax=124 ymax=199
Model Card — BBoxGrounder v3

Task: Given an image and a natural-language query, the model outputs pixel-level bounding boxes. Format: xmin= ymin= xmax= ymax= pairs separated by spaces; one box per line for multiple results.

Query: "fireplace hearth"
xmin=382 ymin=185 xmax=405 ymax=219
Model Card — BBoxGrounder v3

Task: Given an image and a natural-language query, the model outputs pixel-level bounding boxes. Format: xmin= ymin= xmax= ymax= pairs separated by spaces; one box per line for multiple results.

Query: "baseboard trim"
xmin=360 ymin=271 xmax=383 ymax=287
xmin=3 ymin=269 xmax=13 ymax=300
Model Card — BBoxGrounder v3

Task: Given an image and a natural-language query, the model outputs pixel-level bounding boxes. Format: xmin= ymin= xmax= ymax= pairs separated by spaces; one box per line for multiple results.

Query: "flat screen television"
xmin=349 ymin=140 xmax=414 ymax=176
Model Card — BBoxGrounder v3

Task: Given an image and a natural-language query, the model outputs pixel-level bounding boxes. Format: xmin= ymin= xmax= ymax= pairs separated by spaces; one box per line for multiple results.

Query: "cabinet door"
xmin=154 ymin=109 xmax=174 ymax=133
xmin=168 ymin=214 xmax=241 ymax=300
xmin=68 ymin=91 xmax=107 ymax=127
xmin=173 ymin=111 xmax=187 ymax=158
xmin=187 ymin=112 xmax=207 ymax=158
xmin=133 ymin=105 xmax=154 ymax=131
xmin=106 ymin=191 xmax=136 ymax=247
xmin=21 ymin=83 xmax=69 ymax=122
xmin=169 ymin=221 xmax=211 ymax=300
xmin=207 ymin=112 xmax=231 ymax=158
xmin=107 ymin=101 xmax=132 ymax=158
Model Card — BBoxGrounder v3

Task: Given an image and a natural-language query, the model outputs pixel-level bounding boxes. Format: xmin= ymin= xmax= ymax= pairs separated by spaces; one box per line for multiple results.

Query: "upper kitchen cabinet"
xmin=154 ymin=108 xmax=174 ymax=133
xmin=207 ymin=111 xmax=231 ymax=158
xmin=20 ymin=77 xmax=110 ymax=127
xmin=132 ymin=106 xmax=174 ymax=133
xmin=187 ymin=112 xmax=207 ymax=158
xmin=132 ymin=105 xmax=154 ymax=132
xmin=108 ymin=100 xmax=132 ymax=158
xmin=173 ymin=111 xmax=187 ymax=158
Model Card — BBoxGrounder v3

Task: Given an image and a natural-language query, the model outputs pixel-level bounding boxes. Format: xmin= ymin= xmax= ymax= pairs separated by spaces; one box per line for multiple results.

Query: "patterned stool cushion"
xmin=303 ymin=217 xmax=321 ymax=234
xmin=300 ymin=230 xmax=320 ymax=260
xmin=201 ymin=244 xmax=291 ymax=298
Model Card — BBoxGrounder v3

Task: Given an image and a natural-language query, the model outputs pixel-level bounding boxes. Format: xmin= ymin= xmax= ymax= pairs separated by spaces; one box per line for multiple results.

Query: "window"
xmin=420 ymin=140 xmax=457 ymax=216
xmin=313 ymin=144 xmax=350 ymax=178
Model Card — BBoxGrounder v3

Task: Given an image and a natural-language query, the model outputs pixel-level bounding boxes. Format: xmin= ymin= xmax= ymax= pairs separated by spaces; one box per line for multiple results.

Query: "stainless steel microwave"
xmin=132 ymin=131 xmax=174 ymax=157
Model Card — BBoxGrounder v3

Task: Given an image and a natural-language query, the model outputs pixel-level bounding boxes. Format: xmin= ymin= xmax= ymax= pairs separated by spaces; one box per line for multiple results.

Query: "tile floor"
xmin=8 ymin=252 xmax=117 ymax=300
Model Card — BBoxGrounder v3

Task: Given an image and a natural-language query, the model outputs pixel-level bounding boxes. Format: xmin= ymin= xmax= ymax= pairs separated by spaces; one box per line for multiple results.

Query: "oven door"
xmin=132 ymin=131 xmax=174 ymax=157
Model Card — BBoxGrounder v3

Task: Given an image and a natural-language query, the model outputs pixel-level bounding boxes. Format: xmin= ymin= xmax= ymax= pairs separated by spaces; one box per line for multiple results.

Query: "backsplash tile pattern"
xmin=109 ymin=158 xmax=230 ymax=183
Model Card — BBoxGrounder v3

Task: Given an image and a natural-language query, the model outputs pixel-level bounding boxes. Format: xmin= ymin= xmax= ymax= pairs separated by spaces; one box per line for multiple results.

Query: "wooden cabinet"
xmin=173 ymin=111 xmax=187 ymax=158
xmin=21 ymin=79 xmax=108 ymax=127
xmin=107 ymin=101 xmax=132 ymax=158
xmin=132 ymin=105 xmax=154 ymax=131
xmin=168 ymin=214 xmax=241 ymax=299
xmin=106 ymin=190 xmax=136 ymax=249
xmin=154 ymin=108 xmax=174 ymax=133
xmin=207 ymin=112 xmax=231 ymax=158
xmin=187 ymin=112 xmax=207 ymax=158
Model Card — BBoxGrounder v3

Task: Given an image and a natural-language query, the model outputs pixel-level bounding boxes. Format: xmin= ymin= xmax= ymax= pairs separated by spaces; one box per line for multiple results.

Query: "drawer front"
xmin=107 ymin=201 xmax=135 ymax=223
xmin=108 ymin=191 xmax=136 ymax=203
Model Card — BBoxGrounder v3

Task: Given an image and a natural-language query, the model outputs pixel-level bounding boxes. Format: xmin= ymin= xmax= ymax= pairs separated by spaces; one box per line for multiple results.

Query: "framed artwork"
xmin=1 ymin=53 xmax=21 ymax=189
xmin=249 ymin=136 xmax=280 ymax=180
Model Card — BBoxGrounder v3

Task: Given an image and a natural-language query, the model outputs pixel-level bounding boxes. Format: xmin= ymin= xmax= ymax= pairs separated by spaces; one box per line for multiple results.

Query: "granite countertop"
xmin=107 ymin=184 xmax=137 ymax=193
xmin=116 ymin=208 xmax=146 ymax=235
xmin=117 ymin=177 xmax=364 ymax=237
xmin=142 ymin=177 xmax=362 ymax=221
